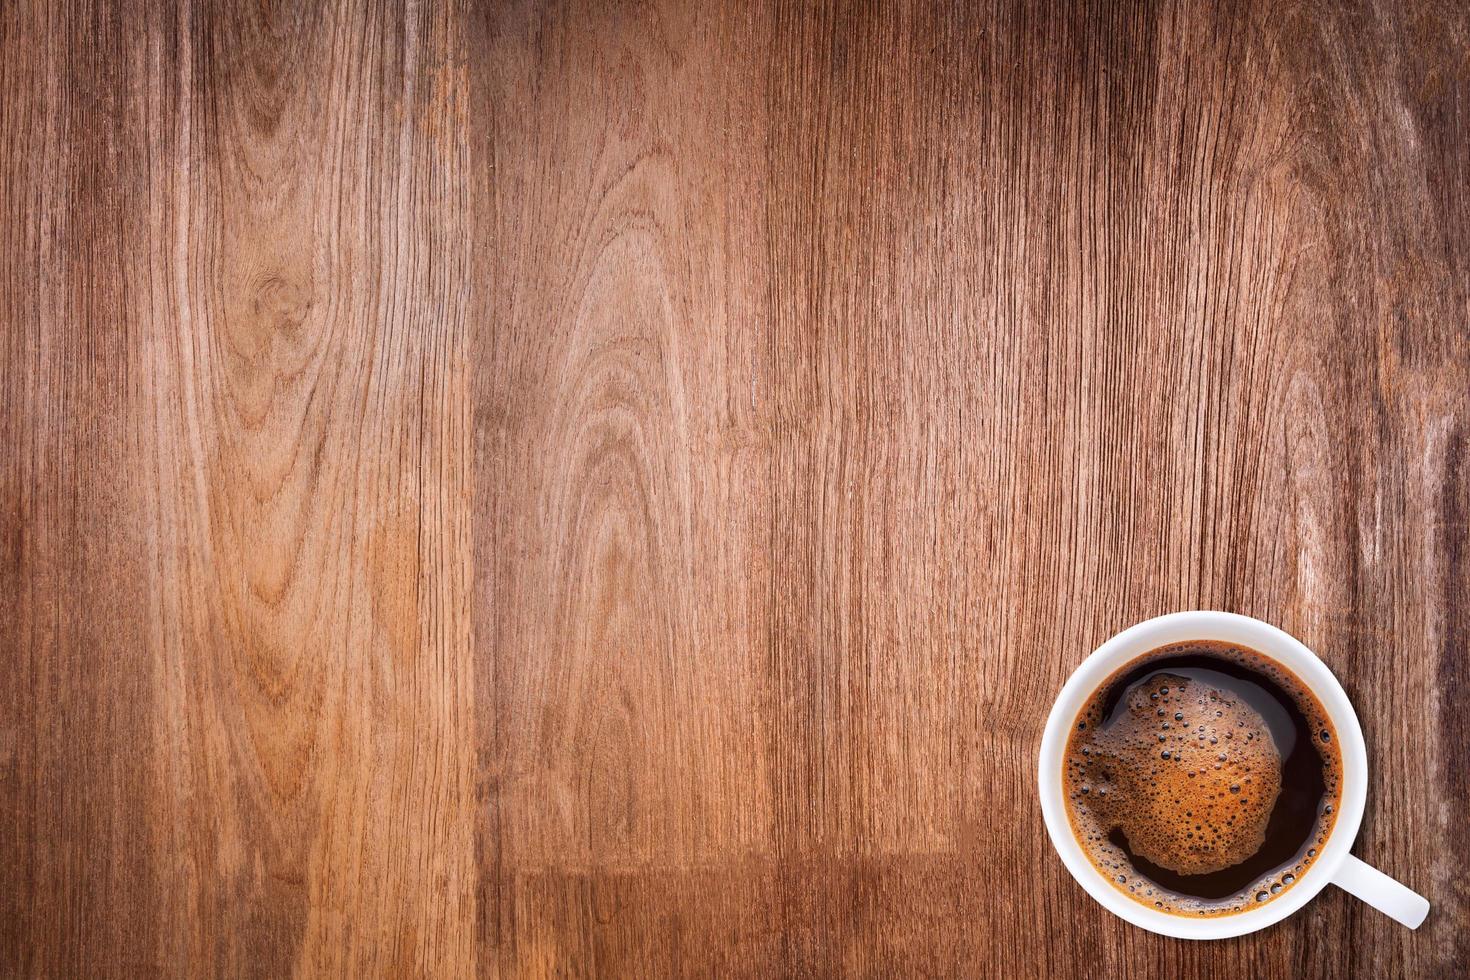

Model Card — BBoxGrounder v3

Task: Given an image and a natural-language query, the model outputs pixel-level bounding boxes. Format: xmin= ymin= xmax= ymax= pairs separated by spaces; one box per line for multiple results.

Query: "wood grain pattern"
xmin=4 ymin=0 xmax=1468 ymax=976
xmin=4 ymin=2 xmax=476 ymax=976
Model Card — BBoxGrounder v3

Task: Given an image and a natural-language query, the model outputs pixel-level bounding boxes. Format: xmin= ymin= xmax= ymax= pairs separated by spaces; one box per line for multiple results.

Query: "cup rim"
xmin=1037 ymin=611 xmax=1368 ymax=940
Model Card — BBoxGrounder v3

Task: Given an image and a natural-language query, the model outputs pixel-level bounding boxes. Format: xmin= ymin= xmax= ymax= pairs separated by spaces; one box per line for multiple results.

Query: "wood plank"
xmin=479 ymin=1 xmax=1470 ymax=976
xmin=477 ymin=1 xmax=780 ymax=972
xmin=5 ymin=1 xmax=477 ymax=975
xmin=2 ymin=3 xmax=165 ymax=974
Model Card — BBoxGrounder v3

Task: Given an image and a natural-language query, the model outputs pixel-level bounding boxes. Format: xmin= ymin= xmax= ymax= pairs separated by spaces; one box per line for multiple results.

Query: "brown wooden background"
xmin=3 ymin=0 xmax=1467 ymax=977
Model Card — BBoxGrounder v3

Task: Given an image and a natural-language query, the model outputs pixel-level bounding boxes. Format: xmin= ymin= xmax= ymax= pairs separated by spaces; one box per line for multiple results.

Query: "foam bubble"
xmin=1073 ymin=671 xmax=1283 ymax=877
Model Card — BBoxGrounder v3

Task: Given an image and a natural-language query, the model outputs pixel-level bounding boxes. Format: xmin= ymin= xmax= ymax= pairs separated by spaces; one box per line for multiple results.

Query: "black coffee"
xmin=1063 ymin=640 xmax=1341 ymax=915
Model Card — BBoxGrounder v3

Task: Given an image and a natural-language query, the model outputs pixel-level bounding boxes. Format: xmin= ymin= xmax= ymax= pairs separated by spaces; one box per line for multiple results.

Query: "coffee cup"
xmin=1038 ymin=611 xmax=1429 ymax=938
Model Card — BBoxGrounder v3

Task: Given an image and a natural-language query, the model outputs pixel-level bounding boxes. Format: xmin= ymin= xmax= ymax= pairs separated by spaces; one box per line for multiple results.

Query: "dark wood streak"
xmin=1 ymin=2 xmax=162 ymax=976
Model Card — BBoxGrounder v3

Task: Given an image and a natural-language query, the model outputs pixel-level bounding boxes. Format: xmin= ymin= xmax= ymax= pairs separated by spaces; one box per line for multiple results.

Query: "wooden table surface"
xmin=4 ymin=1 xmax=1467 ymax=977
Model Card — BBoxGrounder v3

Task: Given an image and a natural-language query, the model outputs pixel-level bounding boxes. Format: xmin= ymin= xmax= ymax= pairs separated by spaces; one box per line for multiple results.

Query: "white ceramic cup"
xmin=1038 ymin=611 xmax=1429 ymax=939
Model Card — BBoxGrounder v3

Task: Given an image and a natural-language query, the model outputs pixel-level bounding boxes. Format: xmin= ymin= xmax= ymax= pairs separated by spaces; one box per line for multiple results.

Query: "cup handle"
xmin=1330 ymin=853 xmax=1429 ymax=928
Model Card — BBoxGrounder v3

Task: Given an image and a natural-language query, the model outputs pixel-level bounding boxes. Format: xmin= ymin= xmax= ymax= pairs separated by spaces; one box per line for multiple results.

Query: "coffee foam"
xmin=1077 ymin=673 xmax=1281 ymax=875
